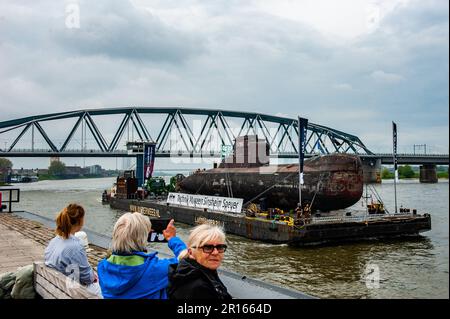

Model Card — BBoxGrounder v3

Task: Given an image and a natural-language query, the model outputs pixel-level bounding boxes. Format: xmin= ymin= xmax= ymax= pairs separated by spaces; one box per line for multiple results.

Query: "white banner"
xmin=167 ymin=192 xmax=243 ymax=213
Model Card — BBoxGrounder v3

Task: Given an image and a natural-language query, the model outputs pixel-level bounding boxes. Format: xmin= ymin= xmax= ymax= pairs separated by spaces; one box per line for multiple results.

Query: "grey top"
xmin=44 ymin=235 xmax=94 ymax=285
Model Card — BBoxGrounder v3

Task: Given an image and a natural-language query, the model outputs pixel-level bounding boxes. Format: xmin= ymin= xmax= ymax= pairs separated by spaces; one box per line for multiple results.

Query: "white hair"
xmin=178 ymin=223 xmax=226 ymax=259
xmin=111 ymin=212 xmax=151 ymax=254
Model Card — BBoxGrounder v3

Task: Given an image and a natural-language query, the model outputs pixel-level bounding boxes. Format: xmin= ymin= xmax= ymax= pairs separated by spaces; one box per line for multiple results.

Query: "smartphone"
xmin=147 ymin=218 xmax=171 ymax=242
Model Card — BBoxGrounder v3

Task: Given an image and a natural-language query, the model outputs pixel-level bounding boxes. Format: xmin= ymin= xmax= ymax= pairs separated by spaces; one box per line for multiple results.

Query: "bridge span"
xmin=1 ymin=107 xmax=448 ymax=183
xmin=1 ymin=149 xmax=448 ymax=164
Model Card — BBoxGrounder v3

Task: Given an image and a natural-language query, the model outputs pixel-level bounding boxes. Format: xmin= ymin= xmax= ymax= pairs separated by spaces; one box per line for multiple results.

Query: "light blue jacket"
xmin=44 ymin=235 xmax=94 ymax=285
xmin=97 ymin=236 xmax=186 ymax=299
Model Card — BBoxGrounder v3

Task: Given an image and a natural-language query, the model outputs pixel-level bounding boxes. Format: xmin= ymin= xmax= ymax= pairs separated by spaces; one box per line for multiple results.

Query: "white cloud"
xmin=370 ymin=70 xmax=405 ymax=83
xmin=274 ymin=112 xmax=291 ymax=118
xmin=332 ymin=83 xmax=353 ymax=90
xmin=249 ymin=0 xmax=412 ymax=40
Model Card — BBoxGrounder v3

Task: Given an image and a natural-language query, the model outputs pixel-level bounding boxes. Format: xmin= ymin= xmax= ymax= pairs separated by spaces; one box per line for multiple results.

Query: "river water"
xmin=10 ymin=177 xmax=449 ymax=299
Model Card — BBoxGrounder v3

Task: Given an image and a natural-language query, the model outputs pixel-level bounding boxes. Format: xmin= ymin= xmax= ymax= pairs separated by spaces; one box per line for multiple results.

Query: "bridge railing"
xmin=371 ymin=153 xmax=449 ymax=157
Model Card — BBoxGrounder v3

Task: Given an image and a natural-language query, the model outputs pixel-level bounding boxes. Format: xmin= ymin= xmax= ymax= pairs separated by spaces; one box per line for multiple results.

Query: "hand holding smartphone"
xmin=147 ymin=218 xmax=173 ymax=242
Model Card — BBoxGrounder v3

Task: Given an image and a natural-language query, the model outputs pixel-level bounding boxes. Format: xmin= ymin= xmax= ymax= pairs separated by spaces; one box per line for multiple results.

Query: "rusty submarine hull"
xmin=177 ymin=136 xmax=364 ymax=212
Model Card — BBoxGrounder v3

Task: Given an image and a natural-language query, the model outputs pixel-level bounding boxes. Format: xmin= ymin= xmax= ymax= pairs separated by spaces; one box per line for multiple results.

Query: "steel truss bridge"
xmin=0 ymin=107 xmax=448 ymax=165
xmin=0 ymin=107 xmax=374 ymax=158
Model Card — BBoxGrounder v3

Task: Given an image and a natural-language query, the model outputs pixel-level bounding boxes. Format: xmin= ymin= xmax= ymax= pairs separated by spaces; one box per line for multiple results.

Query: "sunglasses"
xmin=193 ymin=244 xmax=227 ymax=253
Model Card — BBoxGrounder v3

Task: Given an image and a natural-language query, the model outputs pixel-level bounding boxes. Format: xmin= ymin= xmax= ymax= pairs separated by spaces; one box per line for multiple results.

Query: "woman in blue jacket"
xmin=97 ymin=212 xmax=186 ymax=299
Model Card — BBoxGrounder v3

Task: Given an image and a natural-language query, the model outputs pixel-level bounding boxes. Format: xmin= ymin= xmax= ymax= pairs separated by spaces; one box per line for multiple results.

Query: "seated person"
xmin=168 ymin=223 xmax=232 ymax=299
xmin=97 ymin=213 xmax=186 ymax=299
xmin=44 ymin=203 xmax=102 ymax=297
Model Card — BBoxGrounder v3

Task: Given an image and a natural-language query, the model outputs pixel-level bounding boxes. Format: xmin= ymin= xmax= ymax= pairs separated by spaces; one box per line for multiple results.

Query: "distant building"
xmin=65 ymin=166 xmax=84 ymax=177
xmin=37 ymin=169 xmax=49 ymax=175
xmin=87 ymin=165 xmax=102 ymax=175
xmin=0 ymin=167 xmax=10 ymax=183
xmin=12 ymin=168 xmax=38 ymax=176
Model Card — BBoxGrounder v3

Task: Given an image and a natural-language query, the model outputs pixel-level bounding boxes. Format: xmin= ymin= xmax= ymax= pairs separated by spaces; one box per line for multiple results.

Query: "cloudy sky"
xmin=0 ymin=0 xmax=448 ymax=168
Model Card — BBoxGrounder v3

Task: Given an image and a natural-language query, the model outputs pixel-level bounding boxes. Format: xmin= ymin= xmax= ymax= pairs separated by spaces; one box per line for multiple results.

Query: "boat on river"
xmin=108 ymin=194 xmax=431 ymax=246
xmin=106 ymin=131 xmax=431 ymax=246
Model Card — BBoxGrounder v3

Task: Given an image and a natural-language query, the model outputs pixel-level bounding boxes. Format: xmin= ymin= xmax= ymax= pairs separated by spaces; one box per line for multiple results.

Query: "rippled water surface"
xmin=12 ymin=177 xmax=449 ymax=298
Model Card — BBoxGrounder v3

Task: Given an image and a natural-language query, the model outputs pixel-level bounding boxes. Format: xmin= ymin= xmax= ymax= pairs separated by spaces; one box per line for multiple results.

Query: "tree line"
xmin=0 ymin=158 xmax=65 ymax=175
xmin=381 ymin=165 xmax=448 ymax=179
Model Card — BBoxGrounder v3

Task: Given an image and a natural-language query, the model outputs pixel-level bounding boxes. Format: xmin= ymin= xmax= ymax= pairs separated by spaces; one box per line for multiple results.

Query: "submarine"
xmin=177 ymin=135 xmax=364 ymax=212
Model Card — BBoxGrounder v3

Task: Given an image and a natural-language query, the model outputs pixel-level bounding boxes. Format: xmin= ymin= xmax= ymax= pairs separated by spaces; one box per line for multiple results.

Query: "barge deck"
xmin=109 ymin=197 xmax=431 ymax=246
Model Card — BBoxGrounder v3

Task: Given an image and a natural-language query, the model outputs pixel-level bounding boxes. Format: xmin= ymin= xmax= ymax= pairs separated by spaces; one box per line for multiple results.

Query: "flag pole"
xmin=298 ymin=136 xmax=302 ymax=209
xmin=392 ymin=122 xmax=398 ymax=214
xmin=298 ymin=117 xmax=308 ymax=209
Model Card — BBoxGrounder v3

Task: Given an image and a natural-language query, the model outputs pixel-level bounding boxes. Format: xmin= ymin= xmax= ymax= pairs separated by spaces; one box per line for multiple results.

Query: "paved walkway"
xmin=0 ymin=222 xmax=45 ymax=274
xmin=0 ymin=213 xmax=108 ymax=275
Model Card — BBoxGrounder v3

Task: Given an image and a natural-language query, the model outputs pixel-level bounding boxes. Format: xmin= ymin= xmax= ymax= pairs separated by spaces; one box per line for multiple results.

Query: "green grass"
xmin=38 ymin=174 xmax=63 ymax=181
xmin=381 ymin=173 xmax=448 ymax=179
xmin=437 ymin=172 xmax=449 ymax=179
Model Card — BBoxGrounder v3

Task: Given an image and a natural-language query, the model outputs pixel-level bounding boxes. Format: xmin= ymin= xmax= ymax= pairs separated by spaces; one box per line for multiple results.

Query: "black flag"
xmin=392 ymin=122 xmax=398 ymax=176
xmin=298 ymin=117 xmax=308 ymax=184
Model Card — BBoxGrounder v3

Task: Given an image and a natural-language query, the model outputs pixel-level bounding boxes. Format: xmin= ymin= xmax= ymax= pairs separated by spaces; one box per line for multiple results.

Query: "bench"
xmin=33 ymin=262 xmax=100 ymax=299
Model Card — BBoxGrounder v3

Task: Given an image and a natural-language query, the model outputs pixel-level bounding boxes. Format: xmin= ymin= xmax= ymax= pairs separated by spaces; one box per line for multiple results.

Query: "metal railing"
xmin=0 ymin=188 xmax=20 ymax=213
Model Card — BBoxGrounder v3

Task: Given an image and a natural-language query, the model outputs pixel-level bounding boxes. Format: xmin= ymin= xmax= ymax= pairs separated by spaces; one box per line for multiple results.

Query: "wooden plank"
xmin=35 ymin=284 xmax=57 ymax=299
xmin=33 ymin=262 xmax=100 ymax=299
xmin=36 ymin=274 xmax=71 ymax=299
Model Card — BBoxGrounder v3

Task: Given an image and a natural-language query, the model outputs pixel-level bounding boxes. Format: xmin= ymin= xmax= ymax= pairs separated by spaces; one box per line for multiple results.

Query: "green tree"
xmin=48 ymin=160 xmax=66 ymax=176
xmin=381 ymin=168 xmax=393 ymax=179
xmin=398 ymin=165 xmax=415 ymax=178
xmin=0 ymin=157 xmax=13 ymax=169
xmin=437 ymin=171 xmax=449 ymax=179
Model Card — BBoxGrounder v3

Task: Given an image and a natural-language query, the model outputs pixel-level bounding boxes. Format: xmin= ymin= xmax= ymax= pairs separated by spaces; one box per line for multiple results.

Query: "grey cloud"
xmin=382 ymin=0 xmax=449 ymax=33
xmin=54 ymin=0 xmax=204 ymax=63
xmin=0 ymin=0 xmax=204 ymax=64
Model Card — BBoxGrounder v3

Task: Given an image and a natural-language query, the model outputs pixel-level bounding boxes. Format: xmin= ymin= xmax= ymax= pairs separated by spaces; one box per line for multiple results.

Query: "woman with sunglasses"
xmin=168 ymin=223 xmax=232 ymax=299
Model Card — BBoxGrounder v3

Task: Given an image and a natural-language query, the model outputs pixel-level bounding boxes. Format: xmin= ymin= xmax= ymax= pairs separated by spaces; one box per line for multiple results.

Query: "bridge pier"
xmin=419 ymin=164 xmax=438 ymax=183
xmin=360 ymin=157 xmax=381 ymax=183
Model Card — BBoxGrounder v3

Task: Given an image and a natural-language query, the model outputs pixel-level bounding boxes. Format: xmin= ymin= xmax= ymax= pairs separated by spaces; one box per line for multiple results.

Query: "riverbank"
xmin=38 ymin=174 xmax=116 ymax=181
xmin=381 ymin=176 xmax=448 ymax=180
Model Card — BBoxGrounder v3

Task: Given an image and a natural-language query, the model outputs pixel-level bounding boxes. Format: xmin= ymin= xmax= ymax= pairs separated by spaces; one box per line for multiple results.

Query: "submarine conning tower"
xmin=219 ymin=135 xmax=270 ymax=168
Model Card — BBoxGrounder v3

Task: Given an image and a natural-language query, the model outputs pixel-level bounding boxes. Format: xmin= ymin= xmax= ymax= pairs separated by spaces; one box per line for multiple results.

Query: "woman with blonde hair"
xmin=168 ymin=223 xmax=232 ymax=299
xmin=44 ymin=203 xmax=102 ymax=297
xmin=97 ymin=212 xmax=186 ymax=299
